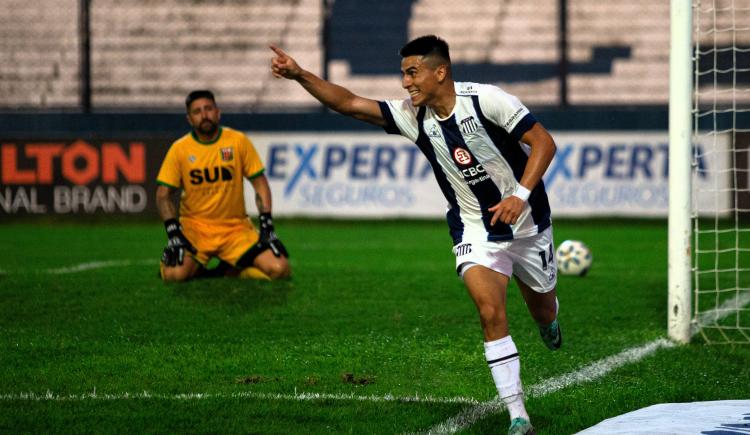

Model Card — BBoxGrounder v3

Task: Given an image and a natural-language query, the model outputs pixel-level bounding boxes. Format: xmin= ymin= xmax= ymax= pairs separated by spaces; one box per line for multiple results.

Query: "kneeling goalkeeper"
xmin=156 ymin=90 xmax=290 ymax=282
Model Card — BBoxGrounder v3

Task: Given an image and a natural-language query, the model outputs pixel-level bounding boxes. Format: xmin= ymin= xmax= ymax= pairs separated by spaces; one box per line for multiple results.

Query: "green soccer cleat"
xmin=539 ymin=319 xmax=562 ymax=350
xmin=508 ymin=417 xmax=535 ymax=435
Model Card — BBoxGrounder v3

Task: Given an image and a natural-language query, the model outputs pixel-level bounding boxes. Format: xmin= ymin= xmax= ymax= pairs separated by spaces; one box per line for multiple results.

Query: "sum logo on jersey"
xmin=189 ymin=166 xmax=234 ymax=185
xmin=454 ymin=243 xmax=472 ymax=256
xmin=453 ymin=148 xmax=473 ymax=166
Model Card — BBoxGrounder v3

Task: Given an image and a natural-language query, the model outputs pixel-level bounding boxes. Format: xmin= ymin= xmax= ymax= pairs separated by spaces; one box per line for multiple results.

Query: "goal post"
xmin=671 ymin=0 xmax=750 ymax=345
xmin=668 ymin=0 xmax=693 ymax=344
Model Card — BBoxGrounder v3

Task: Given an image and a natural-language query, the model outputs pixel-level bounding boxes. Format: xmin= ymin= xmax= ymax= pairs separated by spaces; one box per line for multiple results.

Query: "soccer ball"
xmin=556 ymin=240 xmax=592 ymax=276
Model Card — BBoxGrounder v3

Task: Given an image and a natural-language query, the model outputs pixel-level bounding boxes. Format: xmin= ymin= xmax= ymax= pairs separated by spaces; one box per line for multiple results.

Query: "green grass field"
xmin=0 ymin=219 xmax=748 ymax=434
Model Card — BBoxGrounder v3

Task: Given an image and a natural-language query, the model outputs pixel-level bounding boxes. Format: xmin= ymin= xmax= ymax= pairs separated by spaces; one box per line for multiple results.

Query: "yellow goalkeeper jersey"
xmin=156 ymin=127 xmax=264 ymax=224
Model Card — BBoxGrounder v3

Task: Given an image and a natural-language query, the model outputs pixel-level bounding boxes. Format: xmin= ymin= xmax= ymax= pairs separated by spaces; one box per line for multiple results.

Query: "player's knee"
xmin=478 ymin=303 xmax=506 ymax=326
xmin=161 ymin=266 xmax=194 ymax=282
xmin=265 ymin=261 xmax=291 ymax=280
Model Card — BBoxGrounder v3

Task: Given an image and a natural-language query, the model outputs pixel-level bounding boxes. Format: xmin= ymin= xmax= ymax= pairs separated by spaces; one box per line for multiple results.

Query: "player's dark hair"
xmin=185 ymin=90 xmax=216 ymax=110
xmin=399 ymin=35 xmax=451 ymax=64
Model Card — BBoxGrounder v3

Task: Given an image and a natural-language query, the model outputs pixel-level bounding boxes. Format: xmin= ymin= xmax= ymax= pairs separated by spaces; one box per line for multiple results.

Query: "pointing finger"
xmin=269 ymin=45 xmax=286 ymax=57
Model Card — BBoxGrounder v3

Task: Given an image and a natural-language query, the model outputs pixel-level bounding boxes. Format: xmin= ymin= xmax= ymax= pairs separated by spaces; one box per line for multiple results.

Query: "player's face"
xmin=187 ymin=98 xmax=221 ymax=138
xmin=400 ymin=55 xmax=440 ymax=107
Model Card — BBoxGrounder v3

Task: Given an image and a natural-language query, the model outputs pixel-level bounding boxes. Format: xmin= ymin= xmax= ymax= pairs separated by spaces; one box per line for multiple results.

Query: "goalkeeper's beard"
xmin=197 ymin=120 xmax=218 ymax=137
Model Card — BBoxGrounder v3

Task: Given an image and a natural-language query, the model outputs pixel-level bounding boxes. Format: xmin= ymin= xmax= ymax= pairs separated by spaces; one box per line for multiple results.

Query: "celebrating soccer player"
xmin=271 ymin=36 xmax=560 ymax=435
xmin=156 ymin=90 xmax=290 ymax=282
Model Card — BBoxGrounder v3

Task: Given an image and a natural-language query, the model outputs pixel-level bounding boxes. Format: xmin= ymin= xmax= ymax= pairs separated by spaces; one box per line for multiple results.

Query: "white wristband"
xmin=512 ymin=184 xmax=531 ymax=202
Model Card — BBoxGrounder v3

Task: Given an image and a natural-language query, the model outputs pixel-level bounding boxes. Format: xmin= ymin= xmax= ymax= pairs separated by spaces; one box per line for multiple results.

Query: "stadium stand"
xmin=693 ymin=0 xmax=750 ymax=105
xmin=332 ymin=0 xmax=748 ymax=106
xmin=0 ymin=0 xmax=80 ymax=108
xmin=90 ymin=0 xmax=323 ymax=110
xmin=408 ymin=0 xmax=561 ymax=105
xmin=0 ymin=0 xmax=322 ymax=110
xmin=325 ymin=0 xmax=561 ymax=104
xmin=0 ymin=0 xmax=747 ymax=110
xmin=567 ymin=0 xmax=669 ymax=105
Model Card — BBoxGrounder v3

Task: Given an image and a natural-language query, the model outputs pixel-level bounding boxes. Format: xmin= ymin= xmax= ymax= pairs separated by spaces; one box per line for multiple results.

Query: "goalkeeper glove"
xmin=161 ymin=218 xmax=197 ymax=266
xmin=259 ymin=212 xmax=289 ymax=258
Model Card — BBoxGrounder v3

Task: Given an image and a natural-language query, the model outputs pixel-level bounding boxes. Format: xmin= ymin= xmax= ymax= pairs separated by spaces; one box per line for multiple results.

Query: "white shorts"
xmin=453 ymin=226 xmax=557 ymax=293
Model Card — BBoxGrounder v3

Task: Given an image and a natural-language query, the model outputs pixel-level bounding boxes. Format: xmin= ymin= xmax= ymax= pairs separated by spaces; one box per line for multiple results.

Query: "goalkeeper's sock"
xmin=239 ymin=267 xmax=272 ymax=281
xmin=484 ymin=336 xmax=529 ymax=421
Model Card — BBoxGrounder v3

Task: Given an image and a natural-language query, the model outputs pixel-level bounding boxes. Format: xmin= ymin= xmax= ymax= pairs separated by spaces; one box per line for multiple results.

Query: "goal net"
xmin=691 ymin=0 xmax=750 ymax=344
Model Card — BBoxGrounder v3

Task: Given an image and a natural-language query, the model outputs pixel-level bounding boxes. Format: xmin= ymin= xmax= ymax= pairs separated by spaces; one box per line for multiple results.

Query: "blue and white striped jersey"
xmin=379 ymin=81 xmax=551 ymax=244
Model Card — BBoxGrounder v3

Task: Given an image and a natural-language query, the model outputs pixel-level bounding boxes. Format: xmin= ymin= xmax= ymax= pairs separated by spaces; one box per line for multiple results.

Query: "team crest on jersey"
xmin=220 ymin=147 xmax=234 ymax=161
xmin=453 ymin=147 xmax=473 ymax=166
xmin=188 ymin=155 xmax=196 ymax=163
xmin=459 ymin=116 xmax=478 ymax=135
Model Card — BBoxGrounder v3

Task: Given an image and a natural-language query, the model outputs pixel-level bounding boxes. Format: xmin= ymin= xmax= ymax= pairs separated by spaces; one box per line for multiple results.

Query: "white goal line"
xmin=0 ymin=339 xmax=680 ymax=431
xmin=0 ymin=340 xmax=680 ymax=417
xmin=0 ymin=390 xmax=479 ymax=406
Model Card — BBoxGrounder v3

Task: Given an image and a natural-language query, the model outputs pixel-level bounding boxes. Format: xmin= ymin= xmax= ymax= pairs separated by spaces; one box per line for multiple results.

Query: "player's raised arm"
xmin=270 ymin=45 xmax=386 ymax=127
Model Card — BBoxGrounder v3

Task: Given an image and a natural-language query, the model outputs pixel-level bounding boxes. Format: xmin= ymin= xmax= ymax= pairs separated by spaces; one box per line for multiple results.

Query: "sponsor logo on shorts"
xmin=455 ymin=243 xmax=472 ymax=256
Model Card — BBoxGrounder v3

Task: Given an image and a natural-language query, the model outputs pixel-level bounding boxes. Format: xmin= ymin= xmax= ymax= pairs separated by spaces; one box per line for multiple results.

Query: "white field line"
xmin=423 ymin=290 xmax=750 ymax=434
xmin=44 ymin=259 xmax=158 ymax=274
xmin=422 ymin=338 xmax=675 ymax=435
xmin=0 ymin=390 xmax=479 ymax=406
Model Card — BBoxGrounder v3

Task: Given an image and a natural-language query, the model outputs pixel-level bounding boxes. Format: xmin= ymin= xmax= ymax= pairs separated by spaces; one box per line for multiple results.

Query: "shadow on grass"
xmin=169 ymin=278 xmax=294 ymax=313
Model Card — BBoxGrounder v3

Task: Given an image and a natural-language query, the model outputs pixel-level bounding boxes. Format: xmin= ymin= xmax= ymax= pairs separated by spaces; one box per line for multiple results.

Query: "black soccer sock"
xmin=194 ymin=260 xmax=234 ymax=279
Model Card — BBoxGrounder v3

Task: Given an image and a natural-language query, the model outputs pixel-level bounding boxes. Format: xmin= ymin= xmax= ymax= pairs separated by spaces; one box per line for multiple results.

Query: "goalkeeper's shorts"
xmin=180 ymin=217 xmax=260 ymax=267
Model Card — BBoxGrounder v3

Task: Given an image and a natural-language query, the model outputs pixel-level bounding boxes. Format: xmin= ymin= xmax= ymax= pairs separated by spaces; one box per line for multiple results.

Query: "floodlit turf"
xmin=0 ymin=219 xmax=748 ymax=434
